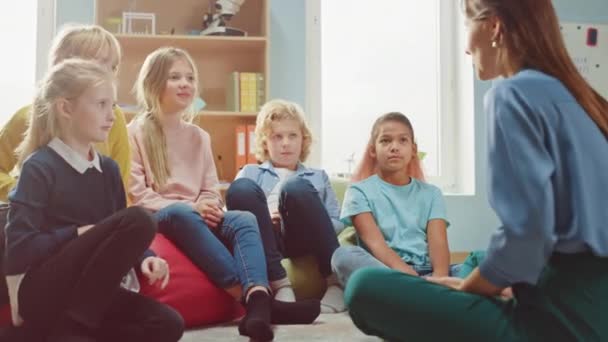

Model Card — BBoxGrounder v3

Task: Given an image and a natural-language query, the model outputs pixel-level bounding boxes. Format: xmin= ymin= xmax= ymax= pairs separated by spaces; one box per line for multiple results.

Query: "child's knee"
xmin=332 ymin=246 xmax=362 ymax=269
xmin=123 ymin=206 xmax=157 ymax=237
xmin=281 ymin=177 xmax=314 ymax=197
xmin=159 ymin=204 xmax=204 ymax=229
xmin=227 ymin=178 xmax=259 ymax=196
xmin=224 ymin=210 xmax=258 ymax=232
xmin=331 ymin=246 xmax=348 ymax=271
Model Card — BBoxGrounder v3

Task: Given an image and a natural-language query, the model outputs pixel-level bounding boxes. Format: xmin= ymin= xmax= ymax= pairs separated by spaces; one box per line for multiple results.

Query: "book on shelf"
xmin=235 ymin=125 xmax=247 ymax=175
xmin=240 ymin=72 xmax=257 ymax=112
xmin=226 ymin=71 xmax=265 ymax=113
xmin=255 ymin=73 xmax=265 ymax=111
xmin=246 ymin=124 xmax=257 ymax=164
xmin=226 ymin=71 xmax=240 ymax=111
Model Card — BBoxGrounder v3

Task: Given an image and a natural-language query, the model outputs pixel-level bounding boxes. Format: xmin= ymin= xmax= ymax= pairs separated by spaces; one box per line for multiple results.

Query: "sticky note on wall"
xmin=587 ymin=28 xmax=598 ymax=47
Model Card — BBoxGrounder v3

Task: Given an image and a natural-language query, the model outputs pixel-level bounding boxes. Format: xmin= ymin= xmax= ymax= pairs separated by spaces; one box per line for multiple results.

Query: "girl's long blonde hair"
xmin=255 ymin=99 xmax=313 ymax=162
xmin=351 ymin=112 xmax=425 ymax=182
xmin=16 ymin=59 xmax=115 ymax=166
xmin=50 ymin=24 xmax=121 ymax=71
xmin=133 ymin=47 xmax=199 ymax=189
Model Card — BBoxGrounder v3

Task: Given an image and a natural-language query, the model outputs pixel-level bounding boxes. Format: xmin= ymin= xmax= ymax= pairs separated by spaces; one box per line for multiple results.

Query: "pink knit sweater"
xmin=127 ymin=118 xmax=222 ymax=212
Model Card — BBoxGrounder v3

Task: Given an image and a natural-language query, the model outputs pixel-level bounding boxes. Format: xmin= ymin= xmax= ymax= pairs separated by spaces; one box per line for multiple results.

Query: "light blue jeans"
xmin=153 ymin=203 xmax=269 ymax=293
xmin=331 ymin=245 xmax=462 ymax=287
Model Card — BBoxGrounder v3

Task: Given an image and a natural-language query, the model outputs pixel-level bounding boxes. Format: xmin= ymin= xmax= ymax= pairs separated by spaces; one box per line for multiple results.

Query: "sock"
xmin=270 ymin=298 xmax=321 ymax=325
xmin=321 ymin=285 xmax=346 ymax=313
xmin=274 ymin=286 xmax=296 ymax=302
xmin=271 ymin=277 xmax=296 ymax=302
xmin=238 ymin=290 xmax=273 ymax=341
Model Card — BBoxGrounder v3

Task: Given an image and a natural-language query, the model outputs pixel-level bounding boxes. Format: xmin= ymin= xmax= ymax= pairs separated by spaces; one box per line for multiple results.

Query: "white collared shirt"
xmin=48 ymin=137 xmax=102 ymax=174
xmin=266 ymin=167 xmax=296 ymax=214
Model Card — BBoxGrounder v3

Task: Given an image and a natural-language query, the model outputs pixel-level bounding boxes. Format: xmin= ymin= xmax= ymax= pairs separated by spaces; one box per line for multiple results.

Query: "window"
xmin=0 ymin=0 xmax=54 ymax=127
xmin=306 ymin=0 xmax=474 ymax=194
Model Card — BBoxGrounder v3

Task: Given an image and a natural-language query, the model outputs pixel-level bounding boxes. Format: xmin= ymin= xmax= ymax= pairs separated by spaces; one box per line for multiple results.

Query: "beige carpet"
xmin=180 ymin=313 xmax=382 ymax=341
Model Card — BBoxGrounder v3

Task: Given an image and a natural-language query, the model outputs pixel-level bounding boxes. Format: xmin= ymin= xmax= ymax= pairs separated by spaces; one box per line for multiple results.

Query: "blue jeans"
xmin=226 ymin=178 xmax=340 ymax=281
xmin=153 ymin=203 xmax=268 ymax=292
xmin=331 ymin=245 xmax=462 ymax=287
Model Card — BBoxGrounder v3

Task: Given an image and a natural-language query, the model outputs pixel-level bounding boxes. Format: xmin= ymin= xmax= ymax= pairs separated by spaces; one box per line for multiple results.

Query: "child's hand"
xmin=500 ymin=287 xmax=513 ymax=300
xmin=195 ymin=200 xmax=224 ymax=228
xmin=426 ymin=276 xmax=463 ymax=290
xmin=270 ymin=211 xmax=281 ymax=232
xmin=77 ymin=224 xmax=94 ymax=235
xmin=141 ymin=257 xmax=170 ymax=289
xmin=396 ymin=263 xmax=418 ymax=276
xmin=6 ymin=274 xmax=25 ymax=326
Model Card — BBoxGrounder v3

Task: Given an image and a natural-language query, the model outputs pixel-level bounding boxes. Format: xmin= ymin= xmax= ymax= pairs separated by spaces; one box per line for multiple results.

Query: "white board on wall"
xmin=561 ymin=22 xmax=608 ymax=98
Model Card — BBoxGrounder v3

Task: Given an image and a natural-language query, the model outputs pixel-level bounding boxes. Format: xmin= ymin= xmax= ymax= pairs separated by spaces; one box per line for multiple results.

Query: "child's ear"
xmin=368 ymin=144 xmax=377 ymax=159
xmin=55 ymin=98 xmax=73 ymax=120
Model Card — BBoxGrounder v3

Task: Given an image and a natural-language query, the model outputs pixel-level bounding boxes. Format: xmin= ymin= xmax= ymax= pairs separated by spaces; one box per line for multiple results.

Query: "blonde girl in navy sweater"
xmin=4 ymin=59 xmax=183 ymax=341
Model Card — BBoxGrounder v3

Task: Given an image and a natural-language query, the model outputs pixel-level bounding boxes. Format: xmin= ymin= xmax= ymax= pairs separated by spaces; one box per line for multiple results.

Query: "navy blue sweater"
xmin=5 ymin=146 xmax=152 ymax=275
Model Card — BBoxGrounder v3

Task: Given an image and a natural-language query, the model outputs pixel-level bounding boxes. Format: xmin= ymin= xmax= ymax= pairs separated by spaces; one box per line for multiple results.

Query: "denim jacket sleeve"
xmin=320 ymin=170 xmax=345 ymax=235
xmin=235 ymin=164 xmax=258 ymax=181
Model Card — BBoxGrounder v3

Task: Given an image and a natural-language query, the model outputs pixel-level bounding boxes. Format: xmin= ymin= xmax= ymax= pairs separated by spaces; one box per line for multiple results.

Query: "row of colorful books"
xmin=226 ymin=72 xmax=265 ymax=112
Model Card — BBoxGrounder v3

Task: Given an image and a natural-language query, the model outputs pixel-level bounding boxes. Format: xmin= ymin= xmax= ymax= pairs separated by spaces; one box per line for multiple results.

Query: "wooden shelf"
xmin=98 ymin=0 xmax=269 ymax=181
xmin=96 ymin=0 xmax=268 ymax=37
xmin=123 ymin=109 xmax=257 ymax=122
xmin=115 ymin=34 xmax=267 ymax=53
xmin=198 ymin=110 xmax=257 ymax=117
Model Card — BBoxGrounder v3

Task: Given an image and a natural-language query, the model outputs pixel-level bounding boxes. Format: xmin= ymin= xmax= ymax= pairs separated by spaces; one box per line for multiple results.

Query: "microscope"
xmin=201 ymin=0 xmax=247 ymax=36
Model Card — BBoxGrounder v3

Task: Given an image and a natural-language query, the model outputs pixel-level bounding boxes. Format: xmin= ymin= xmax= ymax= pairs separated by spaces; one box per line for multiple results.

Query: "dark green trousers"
xmin=345 ymin=253 xmax=608 ymax=341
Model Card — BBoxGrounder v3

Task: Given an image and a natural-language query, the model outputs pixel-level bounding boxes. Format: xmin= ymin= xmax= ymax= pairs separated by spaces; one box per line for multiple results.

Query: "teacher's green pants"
xmin=345 ymin=253 xmax=608 ymax=341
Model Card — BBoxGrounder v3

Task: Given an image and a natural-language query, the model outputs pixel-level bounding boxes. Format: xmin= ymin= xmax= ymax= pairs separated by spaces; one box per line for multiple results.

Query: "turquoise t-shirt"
xmin=340 ymin=175 xmax=449 ymax=266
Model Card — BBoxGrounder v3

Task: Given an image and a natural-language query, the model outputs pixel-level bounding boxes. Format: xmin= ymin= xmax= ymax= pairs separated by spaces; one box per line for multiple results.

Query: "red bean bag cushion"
xmin=0 ymin=304 xmax=10 ymax=327
xmin=139 ymin=234 xmax=244 ymax=327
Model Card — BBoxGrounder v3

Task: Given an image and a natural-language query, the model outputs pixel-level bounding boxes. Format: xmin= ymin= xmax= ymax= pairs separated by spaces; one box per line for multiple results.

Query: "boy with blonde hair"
xmin=227 ymin=99 xmax=346 ymax=313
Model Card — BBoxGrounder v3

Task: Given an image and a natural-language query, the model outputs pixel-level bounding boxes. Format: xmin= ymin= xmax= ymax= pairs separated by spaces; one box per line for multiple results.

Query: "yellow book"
xmin=240 ymin=72 xmax=257 ymax=112
xmin=255 ymin=73 xmax=265 ymax=111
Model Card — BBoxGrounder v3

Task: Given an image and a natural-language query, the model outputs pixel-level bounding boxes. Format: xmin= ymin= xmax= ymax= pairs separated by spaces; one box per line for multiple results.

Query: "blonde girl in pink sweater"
xmin=128 ymin=47 xmax=320 ymax=341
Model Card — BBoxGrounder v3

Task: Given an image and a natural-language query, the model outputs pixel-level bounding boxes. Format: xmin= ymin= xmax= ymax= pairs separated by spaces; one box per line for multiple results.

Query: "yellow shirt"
xmin=0 ymin=105 xmax=131 ymax=201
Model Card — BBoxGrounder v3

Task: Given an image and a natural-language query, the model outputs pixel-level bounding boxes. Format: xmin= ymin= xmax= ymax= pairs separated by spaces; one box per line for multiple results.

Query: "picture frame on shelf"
xmin=122 ymin=12 xmax=156 ymax=35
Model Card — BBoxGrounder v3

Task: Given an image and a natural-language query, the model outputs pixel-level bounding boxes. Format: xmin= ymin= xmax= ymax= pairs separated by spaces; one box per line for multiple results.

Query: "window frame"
xmin=305 ymin=0 xmax=474 ymax=194
xmin=36 ymin=0 xmax=56 ymax=81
